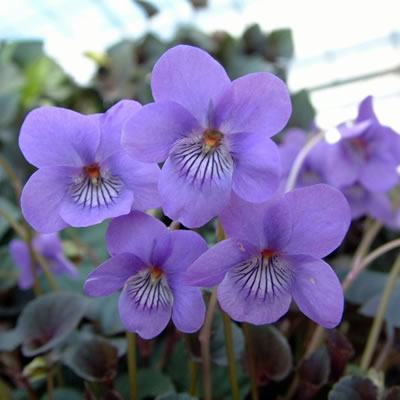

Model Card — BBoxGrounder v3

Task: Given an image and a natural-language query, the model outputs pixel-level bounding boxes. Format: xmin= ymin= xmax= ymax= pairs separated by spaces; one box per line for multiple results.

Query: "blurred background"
xmin=1 ymin=0 xmax=400 ymax=132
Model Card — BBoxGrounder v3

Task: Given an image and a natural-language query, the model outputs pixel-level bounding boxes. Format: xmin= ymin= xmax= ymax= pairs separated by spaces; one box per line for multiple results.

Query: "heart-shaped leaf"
xmin=247 ymin=324 xmax=292 ymax=384
xmin=17 ymin=292 xmax=88 ymax=356
xmin=62 ymin=336 xmax=118 ymax=383
xmin=329 ymin=375 xmax=378 ymax=400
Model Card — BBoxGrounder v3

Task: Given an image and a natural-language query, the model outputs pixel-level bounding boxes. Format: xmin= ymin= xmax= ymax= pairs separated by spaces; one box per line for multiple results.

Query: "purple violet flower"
xmin=122 ymin=45 xmax=291 ymax=228
xmin=84 ymin=211 xmax=208 ymax=339
xmin=185 ymin=184 xmax=350 ymax=328
xmin=341 ymin=182 xmax=393 ymax=221
xmin=20 ymin=100 xmax=160 ymax=233
xmin=325 ymin=96 xmax=400 ymax=192
xmin=9 ymin=233 xmax=78 ymax=290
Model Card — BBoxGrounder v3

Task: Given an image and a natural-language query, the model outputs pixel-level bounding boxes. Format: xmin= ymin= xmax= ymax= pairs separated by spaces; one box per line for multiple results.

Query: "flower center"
xmin=125 ymin=267 xmax=174 ymax=312
xmin=203 ymin=129 xmax=223 ymax=152
xmin=262 ymin=249 xmax=275 ymax=259
xmin=150 ymin=266 xmax=163 ymax=283
xmin=85 ymin=164 xmax=101 ymax=185
xmin=70 ymin=164 xmax=123 ymax=209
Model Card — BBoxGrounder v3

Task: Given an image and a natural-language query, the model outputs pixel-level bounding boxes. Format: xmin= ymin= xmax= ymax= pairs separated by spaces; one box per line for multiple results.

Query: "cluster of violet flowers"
xmin=279 ymin=97 xmax=400 ymax=224
xmin=15 ymin=44 xmax=354 ymax=340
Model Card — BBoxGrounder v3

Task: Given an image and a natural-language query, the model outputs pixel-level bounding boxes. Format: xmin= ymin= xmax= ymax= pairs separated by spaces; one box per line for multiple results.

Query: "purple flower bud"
xmin=9 ymin=233 xmax=77 ymax=290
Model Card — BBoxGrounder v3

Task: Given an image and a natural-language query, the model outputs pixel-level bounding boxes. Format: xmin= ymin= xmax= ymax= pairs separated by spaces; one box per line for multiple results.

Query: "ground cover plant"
xmin=1 ymin=21 xmax=400 ymax=400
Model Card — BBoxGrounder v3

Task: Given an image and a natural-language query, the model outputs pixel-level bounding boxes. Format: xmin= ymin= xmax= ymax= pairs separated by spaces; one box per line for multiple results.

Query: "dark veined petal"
xmin=159 ymin=135 xmax=234 ymax=227
xmin=119 ymin=269 xmax=174 ymax=339
xmin=102 ymin=151 xmax=161 ymax=211
xmin=185 ymin=238 xmax=258 ymax=287
xmin=122 ymin=101 xmax=202 ymax=163
xmin=59 ymin=169 xmax=134 ymax=227
xmin=218 ymin=252 xmax=292 ymax=325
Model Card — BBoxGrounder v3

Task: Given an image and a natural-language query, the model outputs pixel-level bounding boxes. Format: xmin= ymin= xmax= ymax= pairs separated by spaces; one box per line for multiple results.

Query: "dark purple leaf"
xmin=63 ymin=336 xmax=118 ymax=383
xmin=329 ymin=375 xmax=378 ymax=400
xmin=327 ymin=330 xmax=355 ymax=380
xmin=17 ymin=292 xmax=88 ymax=356
xmin=298 ymin=347 xmax=330 ymax=400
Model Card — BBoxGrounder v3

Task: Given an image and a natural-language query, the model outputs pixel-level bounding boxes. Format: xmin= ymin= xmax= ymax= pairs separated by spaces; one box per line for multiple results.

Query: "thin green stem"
xmin=199 ymin=287 xmax=218 ymax=400
xmin=222 ymin=310 xmax=240 ymax=400
xmin=360 ymin=255 xmax=400 ymax=370
xmin=243 ymin=323 xmax=258 ymax=400
xmin=342 ymin=219 xmax=383 ymax=292
xmin=189 ymin=358 xmax=199 ymax=397
xmin=0 ymin=206 xmax=27 ymax=240
xmin=46 ymin=369 xmax=54 ymax=400
xmin=25 ymin=227 xmax=41 ymax=297
xmin=126 ymin=331 xmax=138 ymax=400
xmin=284 ymin=130 xmax=325 ymax=193
xmin=0 ymin=155 xmax=22 ymax=200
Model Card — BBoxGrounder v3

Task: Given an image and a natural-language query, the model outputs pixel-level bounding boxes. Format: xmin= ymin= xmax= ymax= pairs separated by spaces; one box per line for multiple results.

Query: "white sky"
xmin=1 ymin=0 xmax=399 ymax=130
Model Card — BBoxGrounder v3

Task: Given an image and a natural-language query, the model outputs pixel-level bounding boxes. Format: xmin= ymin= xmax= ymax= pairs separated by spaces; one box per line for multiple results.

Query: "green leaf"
xmin=86 ymin=293 xmax=124 ymax=336
xmin=135 ymin=0 xmax=159 ymax=17
xmin=17 ymin=292 xmax=88 ymax=356
xmin=0 ymin=328 xmax=22 ymax=351
xmin=12 ymin=41 xmax=44 ymax=66
xmin=155 ymin=394 xmax=196 ymax=400
xmin=41 ymin=388 xmax=82 ymax=400
xmin=266 ymin=28 xmax=294 ymax=60
xmin=76 ymin=221 xmax=110 ymax=263
xmin=62 ymin=336 xmax=118 ymax=383
xmin=329 ymin=375 xmax=378 ymax=400
xmin=116 ymin=369 xmax=175 ymax=399
xmin=287 ymin=90 xmax=316 ymax=130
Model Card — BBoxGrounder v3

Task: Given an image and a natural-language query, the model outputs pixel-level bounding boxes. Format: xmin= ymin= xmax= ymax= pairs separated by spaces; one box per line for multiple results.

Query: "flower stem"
xmin=0 ymin=205 xmax=27 ymax=240
xmin=189 ymin=358 xmax=199 ymax=397
xmin=284 ymin=130 xmax=325 ymax=193
xmin=126 ymin=331 xmax=138 ymax=400
xmin=46 ymin=369 xmax=54 ymax=400
xmin=243 ymin=322 xmax=258 ymax=400
xmin=360 ymin=254 xmax=400 ymax=370
xmin=342 ymin=219 xmax=383 ymax=292
xmin=0 ymin=155 xmax=22 ymax=200
xmin=199 ymin=287 xmax=218 ymax=400
xmin=222 ymin=310 xmax=240 ymax=400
